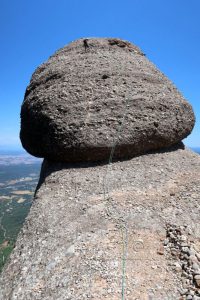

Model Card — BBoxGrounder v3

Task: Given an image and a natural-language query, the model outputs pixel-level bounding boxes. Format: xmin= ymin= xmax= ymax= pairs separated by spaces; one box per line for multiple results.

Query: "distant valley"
xmin=0 ymin=151 xmax=41 ymax=271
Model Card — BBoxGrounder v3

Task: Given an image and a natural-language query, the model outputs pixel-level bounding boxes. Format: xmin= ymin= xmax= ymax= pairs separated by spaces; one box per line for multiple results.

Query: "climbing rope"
xmin=82 ymin=44 xmax=130 ymax=298
xmin=103 ymin=90 xmax=130 ymax=300
xmin=121 ymin=223 xmax=128 ymax=300
xmin=103 ymin=90 xmax=130 ymax=202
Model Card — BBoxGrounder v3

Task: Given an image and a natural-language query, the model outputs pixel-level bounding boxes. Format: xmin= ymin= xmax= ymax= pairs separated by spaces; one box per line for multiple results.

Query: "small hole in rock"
xmin=102 ymin=74 xmax=109 ymax=79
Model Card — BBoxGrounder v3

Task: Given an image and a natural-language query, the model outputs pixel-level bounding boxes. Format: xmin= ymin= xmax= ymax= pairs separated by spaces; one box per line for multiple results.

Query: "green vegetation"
xmin=0 ymin=242 xmax=14 ymax=272
xmin=0 ymin=162 xmax=41 ymax=272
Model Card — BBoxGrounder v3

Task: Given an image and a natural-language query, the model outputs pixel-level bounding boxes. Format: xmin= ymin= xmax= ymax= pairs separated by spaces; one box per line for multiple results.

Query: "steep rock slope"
xmin=0 ymin=146 xmax=200 ymax=299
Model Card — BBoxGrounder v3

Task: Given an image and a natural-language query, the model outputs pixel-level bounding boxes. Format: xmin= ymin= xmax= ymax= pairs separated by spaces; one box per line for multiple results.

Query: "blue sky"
xmin=0 ymin=0 xmax=199 ymax=150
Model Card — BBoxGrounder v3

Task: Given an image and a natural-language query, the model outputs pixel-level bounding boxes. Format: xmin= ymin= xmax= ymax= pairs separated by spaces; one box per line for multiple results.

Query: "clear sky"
xmin=0 ymin=0 xmax=199 ymax=150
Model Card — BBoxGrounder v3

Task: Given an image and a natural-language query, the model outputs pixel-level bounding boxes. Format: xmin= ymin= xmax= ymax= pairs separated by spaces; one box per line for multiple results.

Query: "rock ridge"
xmin=0 ymin=146 xmax=200 ymax=299
xmin=0 ymin=38 xmax=198 ymax=299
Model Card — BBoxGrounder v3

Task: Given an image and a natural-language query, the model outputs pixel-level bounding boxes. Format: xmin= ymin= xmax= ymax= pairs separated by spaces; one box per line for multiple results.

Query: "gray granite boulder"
xmin=20 ymin=38 xmax=195 ymax=162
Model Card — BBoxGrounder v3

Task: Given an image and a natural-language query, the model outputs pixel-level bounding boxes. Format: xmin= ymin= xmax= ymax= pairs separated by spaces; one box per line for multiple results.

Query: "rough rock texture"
xmin=20 ymin=38 xmax=195 ymax=162
xmin=0 ymin=146 xmax=200 ymax=299
xmin=6 ymin=37 xmax=198 ymax=299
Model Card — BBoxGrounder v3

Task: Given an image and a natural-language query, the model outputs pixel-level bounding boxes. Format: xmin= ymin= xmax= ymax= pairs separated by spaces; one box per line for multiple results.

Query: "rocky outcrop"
xmin=0 ymin=146 xmax=200 ymax=299
xmin=1 ymin=38 xmax=199 ymax=299
xmin=20 ymin=38 xmax=195 ymax=162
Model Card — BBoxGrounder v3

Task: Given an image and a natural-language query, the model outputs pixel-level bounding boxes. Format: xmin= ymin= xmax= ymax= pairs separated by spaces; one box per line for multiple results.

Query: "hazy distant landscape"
xmin=0 ymin=147 xmax=199 ymax=272
xmin=191 ymin=147 xmax=200 ymax=154
xmin=0 ymin=151 xmax=41 ymax=271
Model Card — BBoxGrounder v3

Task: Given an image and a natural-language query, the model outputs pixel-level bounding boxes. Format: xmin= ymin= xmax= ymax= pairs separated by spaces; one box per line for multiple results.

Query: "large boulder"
xmin=20 ymin=38 xmax=195 ymax=162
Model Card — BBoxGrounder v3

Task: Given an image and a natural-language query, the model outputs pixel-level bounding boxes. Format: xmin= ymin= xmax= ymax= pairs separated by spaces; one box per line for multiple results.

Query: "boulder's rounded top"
xmin=20 ymin=37 xmax=195 ymax=162
xmin=54 ymin=37 xmax=144 ymax=55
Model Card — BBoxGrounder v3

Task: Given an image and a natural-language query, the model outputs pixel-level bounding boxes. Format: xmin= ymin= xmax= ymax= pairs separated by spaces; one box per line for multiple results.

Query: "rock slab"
xmin=0 ymin=146 xmax=200 ymax=299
